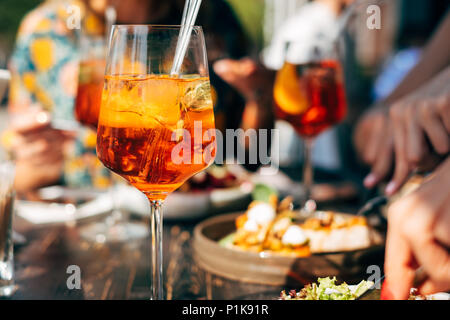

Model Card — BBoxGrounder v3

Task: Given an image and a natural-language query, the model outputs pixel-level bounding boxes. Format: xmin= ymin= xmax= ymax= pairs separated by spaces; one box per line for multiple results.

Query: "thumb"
xmin=10 ymin=105 xmax=51 ymax=133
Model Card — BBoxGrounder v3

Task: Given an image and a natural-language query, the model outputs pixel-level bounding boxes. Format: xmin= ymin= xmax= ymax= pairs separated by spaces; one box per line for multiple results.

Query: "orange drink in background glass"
xmin=274 ymin=60 xmax=347 ymax=138
xmin=74 ymin=59 xmax=106 ymax=129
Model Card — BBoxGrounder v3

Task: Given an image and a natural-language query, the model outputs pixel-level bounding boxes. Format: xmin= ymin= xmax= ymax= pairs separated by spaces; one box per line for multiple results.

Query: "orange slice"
xmin=274 ymin=63 xmax=308 ymax=115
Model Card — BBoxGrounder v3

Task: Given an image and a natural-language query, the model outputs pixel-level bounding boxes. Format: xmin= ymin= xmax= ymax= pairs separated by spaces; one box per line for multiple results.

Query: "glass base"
xmin=80 ymin=221 xmax=148 ymax=243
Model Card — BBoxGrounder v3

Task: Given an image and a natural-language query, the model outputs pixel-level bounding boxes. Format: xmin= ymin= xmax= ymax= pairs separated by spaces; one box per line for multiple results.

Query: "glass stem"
xmin=149 ymin=199 xmax=163 ymax=300
xmin=109 ymin=182 xmax=124 ymax=225
xmin=303 ymin=138 xmax=315 ymax=203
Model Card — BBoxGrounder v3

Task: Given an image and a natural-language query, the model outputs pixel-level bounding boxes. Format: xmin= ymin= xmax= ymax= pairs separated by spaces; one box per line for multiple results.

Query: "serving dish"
xmin=193 ymin=212 xmax=385 ymax=299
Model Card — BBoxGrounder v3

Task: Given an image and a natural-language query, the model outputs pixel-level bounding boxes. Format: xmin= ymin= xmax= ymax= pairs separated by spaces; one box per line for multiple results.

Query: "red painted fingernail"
xmin=380 ymin=280 xmax=394 ymax=300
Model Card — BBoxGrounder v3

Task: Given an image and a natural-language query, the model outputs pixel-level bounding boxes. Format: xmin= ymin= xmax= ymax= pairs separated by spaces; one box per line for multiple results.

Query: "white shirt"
xmin=264 ymin=2 xmax=342 ymax=170
xmin=262 ymin=2 xmax=338 ymax=70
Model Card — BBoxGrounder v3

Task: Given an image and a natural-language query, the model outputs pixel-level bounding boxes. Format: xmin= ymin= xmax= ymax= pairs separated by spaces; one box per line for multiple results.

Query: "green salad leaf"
xmin=218 ymin=232 xmax=236 ymax=247
xmin=280 ymin=277 xmax=374 ymax=300
xmin=251 ymin=183 xmax=278 ymax=203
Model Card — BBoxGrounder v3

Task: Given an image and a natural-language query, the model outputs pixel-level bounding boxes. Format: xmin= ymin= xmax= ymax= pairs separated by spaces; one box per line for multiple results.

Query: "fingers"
xmin=397 ymin=169 xmax=450 ymax=296
xmin=213 ymin=58 xmax=264 ymax=100
xmin=386 ymin=104 xmax=410 ymax=195
xmin=385 ymin=200 xmax=416 ymax=299
xmin=213 ymin=59 xmax=236 ymax=80
xmin=434 ymin=207 xmax=450 ymax=248
xmin=433 ymin=170 xmax=450 ymax=247
xmin=384 ymin=170 xmax=449 ymax=299
xmin=353 ymin=115 xmax=371 ymax=164
xmin=10 ymin=108 xmax=51 ymax=134
xmin=15 ymin=142 xmax=64 ymax=165
xmin=419 ymin=279 xmax=450 ymax=296
xmin=437 ymin=94 xmax=450 ymax=133
xmin=363 ymin=132 xmax=394 ymax=188
xmin=384 ymin=235 xmax=416 ymax=300
xmin=213 ymin=58 xmax=256 ymax=81
xmin=408 ymin=230 xmax=450 ymax=295
xmin=11 ymin=128 xmax=66 ymax=165
xmin=381 ymin=85 xmax=450 ymax=195
xmin=362 ymin=111 xmax=386 ymax=165
xmin=14 ymin=139 xmax=52 ymax=159
xmin=419 ymin=100 xmax=450 ymax=155
xmin=405 ymin=105 xmax=428 ymax=166
xmin=359 ymin=109 xmax=395 ymax=189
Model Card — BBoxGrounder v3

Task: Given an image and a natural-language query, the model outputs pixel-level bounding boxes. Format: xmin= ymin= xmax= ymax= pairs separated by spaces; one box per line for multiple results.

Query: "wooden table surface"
xmin=6 ymin=178 xmax=365 ymax=300
xmin=10 ymin=214 xmax=203 ymax=300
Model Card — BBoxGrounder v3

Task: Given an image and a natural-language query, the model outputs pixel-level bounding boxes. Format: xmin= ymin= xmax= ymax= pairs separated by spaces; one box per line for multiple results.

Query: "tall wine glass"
xmin=273 ymin=42 xmax=347 ymax=208
xmin=96 ymin=25 xmax=216 ymax=300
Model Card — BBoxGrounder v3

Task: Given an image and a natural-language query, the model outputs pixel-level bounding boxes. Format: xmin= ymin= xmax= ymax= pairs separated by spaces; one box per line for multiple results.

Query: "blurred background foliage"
xmin=227 ymin=0 xmax=265 ymax=50
xmin=0 ymin=0 xmax=41 ymax=66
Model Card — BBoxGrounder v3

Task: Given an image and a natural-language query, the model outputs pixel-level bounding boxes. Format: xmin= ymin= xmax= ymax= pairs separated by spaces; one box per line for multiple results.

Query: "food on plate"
xmin=219 ymin=195 xmax=383 ymax=256
xmin=408 ymin=288 xmax=450 ymax=300
xmin=279 ymin=277 xmax=450 ymax=300
xmin=178 ymin=164 xmax=240 ymax=192
xmin=280 ymin=277 xmax=373 ymax=300
xmin=279 ymin=277 xmax=374 ymax=300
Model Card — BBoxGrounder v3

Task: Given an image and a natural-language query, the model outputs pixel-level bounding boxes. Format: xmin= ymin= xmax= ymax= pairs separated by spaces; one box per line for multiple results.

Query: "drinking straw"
xmin=170 ymin=0 xmax=203 ymax=75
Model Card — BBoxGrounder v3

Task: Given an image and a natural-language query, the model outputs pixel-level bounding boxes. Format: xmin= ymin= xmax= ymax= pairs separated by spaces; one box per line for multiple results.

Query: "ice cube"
xmin=182 ymin=81 xmax=213 ymax=111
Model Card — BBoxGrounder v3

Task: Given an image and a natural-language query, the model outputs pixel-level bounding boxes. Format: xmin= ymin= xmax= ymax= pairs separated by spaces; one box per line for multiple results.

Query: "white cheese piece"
xmin=281 ymin=225 xmax=308 ymax=246
xmin=243 ymin=219 xmax=259 ymax=232
xmin=247 ymin=203 xmax=276 ymax=226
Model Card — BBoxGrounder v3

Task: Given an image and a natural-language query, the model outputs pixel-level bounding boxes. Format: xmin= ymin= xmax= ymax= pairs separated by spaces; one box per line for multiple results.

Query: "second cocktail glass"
xmin=273 ymin=42 xmax=347 ymax=206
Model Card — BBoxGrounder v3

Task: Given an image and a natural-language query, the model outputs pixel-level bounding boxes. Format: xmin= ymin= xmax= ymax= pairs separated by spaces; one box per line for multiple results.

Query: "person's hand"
xmin=387 ymin=70 xmax=450 ymax=195
xmin=213 ymin=58 xmax=274 ymax=101
xmin=382 ymin=157 xmax=450 ymax=299
xmin=8 ymin=106 xmax=74 ymax=192
xmin=213 ymin=58 xmax=275 ymax=133
xmin=354 ymin=105 xmax=394 ymax=189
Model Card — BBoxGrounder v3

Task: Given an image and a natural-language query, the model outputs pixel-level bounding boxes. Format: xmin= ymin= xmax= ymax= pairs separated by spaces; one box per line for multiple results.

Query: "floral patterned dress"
xmin=8 ymin=0 xmax=111 ymax=189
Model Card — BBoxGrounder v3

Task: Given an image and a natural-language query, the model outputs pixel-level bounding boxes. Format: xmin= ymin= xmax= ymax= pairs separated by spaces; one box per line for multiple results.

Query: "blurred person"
xmin=354 ymin=10 xmax=450 ymax=195
xmin=388 ymin=66 xmax=450 ymax=191
xmin=8 ymin=0 xmax=109 ymax=193
xmin=352 ymin=10 xmax=450 ymax=299
xmin=6 ymin=0 xmax=249 ymax=194
xmin=380 ymin=61 xmax=450 ymax=300
xmin=263 ymin=0 xmax=308 ymax=48
xmin=382 ymin=157 xmax=450 ymax=299
xmin=214 ymin=0 xmax=356 ymax=173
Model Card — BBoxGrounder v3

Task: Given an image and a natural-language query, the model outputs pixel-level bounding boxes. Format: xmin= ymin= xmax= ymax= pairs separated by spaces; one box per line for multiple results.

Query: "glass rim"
xmin=112 ymin=24 xmax=203 ymax=31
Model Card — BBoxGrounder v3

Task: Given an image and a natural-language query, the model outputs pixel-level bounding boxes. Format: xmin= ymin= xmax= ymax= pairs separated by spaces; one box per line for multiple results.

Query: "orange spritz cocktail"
xmin=97 ymin=75 xmax=216 ymax=200
xmin=274 ymin=60 xmax=347 ymax=138
xmin=74 ymin=59 xmax=106 ymax=129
